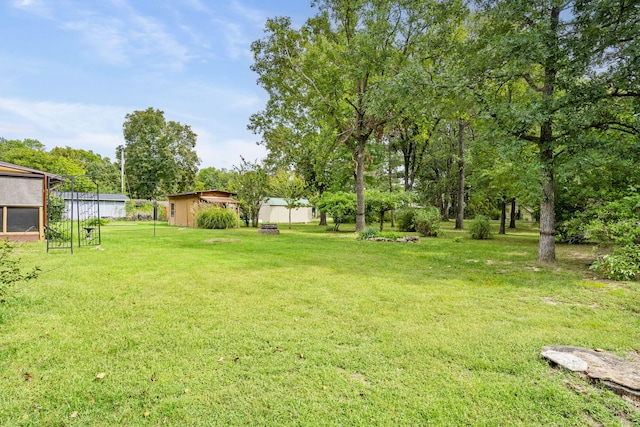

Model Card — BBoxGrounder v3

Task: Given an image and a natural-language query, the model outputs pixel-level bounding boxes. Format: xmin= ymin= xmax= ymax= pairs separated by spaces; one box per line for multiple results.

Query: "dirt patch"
xmin=204 ymin=238 xmax=241 ymax=244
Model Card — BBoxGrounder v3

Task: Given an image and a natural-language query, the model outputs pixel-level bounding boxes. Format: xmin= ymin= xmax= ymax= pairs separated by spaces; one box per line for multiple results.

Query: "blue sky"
xmin=0 ymin=0 xmax=314 ymax=169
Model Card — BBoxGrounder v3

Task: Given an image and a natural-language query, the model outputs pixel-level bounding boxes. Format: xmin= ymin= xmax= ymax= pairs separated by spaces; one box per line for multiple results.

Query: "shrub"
xmin=469 ymin=215 xmax=493 ymax=240
xmin=86 ymin=217 xmax=109 ymax=226
xmin=195 ymin=207 xmax=237 ymax=229
xmin=0 ymin=240 xmax=40 ymax=303
xmin=359 ymin=226 xmax=379 ymax=240
xmin=414 ymin=207 xmax=442 ymax=237
xmin=315 ymin=192 xmax=356 ymax=231
xmin=396 ymin=209 xmax=417 ymax=232
xmin=379 ymin=231 xmax=403 ymax=240
xmin=589 ymin=245 xmax=640 ymax=281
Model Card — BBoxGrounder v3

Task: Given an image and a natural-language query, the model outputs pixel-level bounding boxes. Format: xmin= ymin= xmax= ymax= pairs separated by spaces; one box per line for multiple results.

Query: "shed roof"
xmin=0 ymin=160 xmax=64 ymax=181
xmin=167 ymin=189 xmax=236 ymax=198
xmin=200 ymin=196 xmax=239 ymax=204
xmin=55 ymin=192 xmax=129 ymax=201
xmin=264 ymin=198 xmax=311 ymax=207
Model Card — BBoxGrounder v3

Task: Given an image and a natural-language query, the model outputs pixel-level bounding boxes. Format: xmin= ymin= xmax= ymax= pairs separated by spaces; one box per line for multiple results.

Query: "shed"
xmin=0 ymin=161 xmax=63 ymax=241
xmin=258 ymin=198 xmax=313 ymax=224
xmin=167 ymin=190 xmax=239 ymax=227
xmin=56 ymin=192 xmax=129 ymax=219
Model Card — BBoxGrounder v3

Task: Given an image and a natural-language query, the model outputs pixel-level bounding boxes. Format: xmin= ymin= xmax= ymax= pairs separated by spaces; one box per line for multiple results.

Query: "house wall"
xmin=168 ymin=195 xmax=199 ymax=227
xmin=259 ymin=204 xmax=313 ymax=224
xmin=0 ymin=174 xmax=45 ymax=241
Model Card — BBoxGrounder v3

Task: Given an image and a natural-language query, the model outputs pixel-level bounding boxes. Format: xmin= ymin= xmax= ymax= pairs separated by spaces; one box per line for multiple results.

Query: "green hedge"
xmin=195 ymin=207 xmax=237 ymax=229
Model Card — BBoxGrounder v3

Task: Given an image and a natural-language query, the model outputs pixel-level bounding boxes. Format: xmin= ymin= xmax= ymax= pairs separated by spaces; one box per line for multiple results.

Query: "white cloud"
xmin=11 ymin=0 xmax=52 ymax=19
xmin=0 ymin=98 xmax=127 ymax=156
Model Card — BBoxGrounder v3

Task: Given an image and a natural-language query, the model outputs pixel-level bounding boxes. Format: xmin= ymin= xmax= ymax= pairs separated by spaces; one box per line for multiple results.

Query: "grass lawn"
xmin=1 ymin=221 xmax=639 ymax=426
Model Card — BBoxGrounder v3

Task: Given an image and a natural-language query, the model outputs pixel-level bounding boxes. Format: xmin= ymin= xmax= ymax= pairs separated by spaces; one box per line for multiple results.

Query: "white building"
xmin=259 ymin=198 xmax=313 ymax=224
xmin=57 ymin=192 xmax=129 ymax=219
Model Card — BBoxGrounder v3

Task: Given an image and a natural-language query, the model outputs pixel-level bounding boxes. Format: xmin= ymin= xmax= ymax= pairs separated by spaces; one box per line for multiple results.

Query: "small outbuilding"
xmin=258 ymin=198 xmax=313 ymax=224
xmin=0 ymin=161 xmax=63 ymax=241
xmin=56 ymin=192 xmax=129 ymax=219
xmin=167 ymin=190 xmax=240 ymax=227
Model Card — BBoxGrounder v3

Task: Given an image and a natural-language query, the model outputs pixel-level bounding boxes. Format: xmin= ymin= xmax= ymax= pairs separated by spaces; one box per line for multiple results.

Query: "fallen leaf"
xmin=298 ymin=353 xmax=304 ymax=359
xmin=217 ymin=357 xmax=224 ymax=363
xmin=163 ymin=416 xmax=168 ymax=424
xmin=275 ymin=346 xmax=283 ymax=352
xmin=144 ymin=411 xmax=150 ymax=417
xmin=24 ymin=373 xmax=33 ymax=382
xmin=89 ymin=397 xmax=95 ymax=403
xmin=322 ymin=385 xmax=329 ymax=390
xmin=71 ymin=411 xmax=78 ymax=418
xmin=184 ymin=388 xmax=190 ymax=394
xmin=150 ymin=373 xmax=157 ymax=382
xmin=96 ymin=372 xmax=106 ymax=379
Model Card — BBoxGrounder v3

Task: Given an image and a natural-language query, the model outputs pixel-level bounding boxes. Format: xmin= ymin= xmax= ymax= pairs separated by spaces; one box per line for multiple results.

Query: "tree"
xmin=119 ymin=108 xmax=200 ymax=199
xmin=196 ymin=167 xmax=234 ymax=192
xmin=50 ymin=146 xmax=120 ymax=193
xmin=269 ymin=170 xmax=307 ymax=229
xmin=315 ymin=191 xmax=357 ymax=231
xmin=251 ymin=0 xmax=464 ymax=232
xmin=230 ymin=158 xmax=269 ymax=227
xmin=365 ymin=190 xmax=407 ymax=232
xmin=472 ymin=0 xmax=640 ymax=262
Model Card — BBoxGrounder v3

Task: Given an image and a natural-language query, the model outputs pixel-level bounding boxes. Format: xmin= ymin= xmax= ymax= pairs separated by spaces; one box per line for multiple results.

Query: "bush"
xmin=469 ymin=215 xmax=493 ymax=240
xmin=396 ymin=209 xmax=417 ymax=232
xmin=379 ymin=231 xmax=403 ymax=240
xmin=0 ymin=240 xmax=40 ymax=303
xmin=195 ymin=207 xmax=237 ymax=229
xmin=86 ymin=217 xmax=109 ymax=226
xmin=414 ymin=207 xmax=442 ymax=237
xmin=589 ymin=245 xmax=640 ymax=281
xmin=359 ymin=226 xmax=379 ymax=240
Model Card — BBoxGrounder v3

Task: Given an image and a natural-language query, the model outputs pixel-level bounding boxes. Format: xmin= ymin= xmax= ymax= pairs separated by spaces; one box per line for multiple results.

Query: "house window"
xmin=0 ymin=207 xmax=4 ymax=232
xmin=6 ymin=207 xmax=39 ymax=232
xmin=170 ymin=203 xmax=175 ymax=218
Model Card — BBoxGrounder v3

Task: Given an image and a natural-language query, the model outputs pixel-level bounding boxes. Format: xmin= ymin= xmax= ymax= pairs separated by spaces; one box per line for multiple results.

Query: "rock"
xmin=541 ymin=349 xmax=588 ymax=372
xmin=541 ymin=346 xmax=640 ymax=398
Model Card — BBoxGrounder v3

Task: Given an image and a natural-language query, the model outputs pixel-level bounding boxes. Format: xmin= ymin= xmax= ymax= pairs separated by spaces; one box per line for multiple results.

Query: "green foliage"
xmin=230 ymin=159 xmax=269 ymax=228
xmin=0 ymin=240 xmax=40 ymax=303
xmin=315 ymin=191 xmax=357 ymax=231
xmin=590 ymin=246 xmax=640 ymax=281
xmin=414 ymin=207 xmax=442 ymax=237
xmin=396 ymin=209 xmax=417 ymax=232
xmin=120 ymin=107 xmax=200 ymax=199
xmin=196 ymin=167 xmax=234 ymax=192
xmin=47 ymin=194 xmax=66 ymax=224
xmin=195 ymin=207 xmax=237 ymax=230
xmin=379 ymin=231 xmax=403 ymax=240
xmin=469 ymin=215 xmax=493 ymax=240
xmin=359 ymin=226 xmax=379 ymax=240
xmin=269 ymin=170 xmax=307 ymax=229
xmin=85 ymin=217 xmax=108 ymax=226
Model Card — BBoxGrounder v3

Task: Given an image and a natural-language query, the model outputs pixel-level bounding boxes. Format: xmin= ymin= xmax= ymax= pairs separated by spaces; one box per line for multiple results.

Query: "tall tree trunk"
xmin=455 ymin=119 xmax=465 ymax=230
xmin=318 ymin=185 xmax=328 ymax=226
xmin=538 ymin=144 xmax=555 ymax=263
xmin=288 ymin=208 xmax=292 ymax=229
xmin=499 ymin=197 xmax=506 ymax=235
xmin=538 ymin=6 xmax=559 ymax=264
xmin=355 ymin=137 xmax=366 ymax=232
xmin=509 ymin=198 xmax=516 ymax=229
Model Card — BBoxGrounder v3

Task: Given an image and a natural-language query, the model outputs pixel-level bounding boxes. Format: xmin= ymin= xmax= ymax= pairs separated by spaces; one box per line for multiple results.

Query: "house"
xmin=0 ymin=161 xmax=63 ymax=241
xmin=258 ymin=198 xmax=313 ymax=224
xmin=56 ymin=192 xmax=129 ymax=219
xmin=167 ymin=190 xmax=239 ymax=227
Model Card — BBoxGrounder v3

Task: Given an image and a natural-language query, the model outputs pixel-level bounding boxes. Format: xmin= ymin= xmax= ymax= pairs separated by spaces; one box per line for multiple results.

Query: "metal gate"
xmin=46 ymin=175 xmax=101 ymax=253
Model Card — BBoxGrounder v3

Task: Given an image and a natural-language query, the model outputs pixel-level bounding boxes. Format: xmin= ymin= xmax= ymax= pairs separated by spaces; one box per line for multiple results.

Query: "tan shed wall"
xmin=259 ymin=205 xmax=313 ymax=224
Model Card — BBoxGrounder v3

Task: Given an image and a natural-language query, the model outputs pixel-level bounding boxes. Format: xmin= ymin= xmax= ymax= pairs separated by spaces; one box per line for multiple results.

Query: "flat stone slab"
xmin=542 ymin=346 xmax=640 ymax=398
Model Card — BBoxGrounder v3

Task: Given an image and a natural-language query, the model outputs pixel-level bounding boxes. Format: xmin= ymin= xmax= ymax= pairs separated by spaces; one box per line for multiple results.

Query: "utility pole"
xmin=120 ymin=150 xmax=125 ymax=194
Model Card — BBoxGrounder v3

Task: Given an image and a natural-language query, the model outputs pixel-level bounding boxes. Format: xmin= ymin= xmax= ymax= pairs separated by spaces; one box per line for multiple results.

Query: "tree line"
xmin=248 ymin=0 xmax=640 ymax=263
